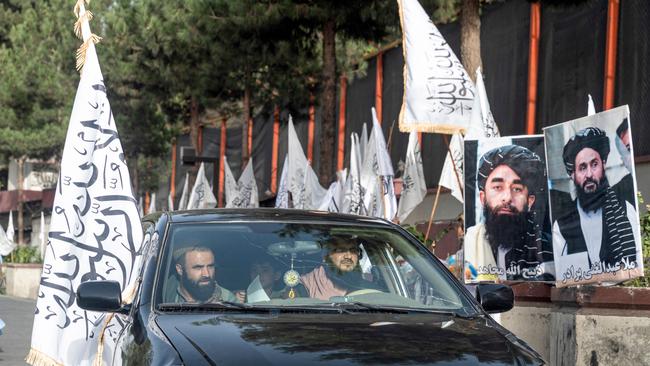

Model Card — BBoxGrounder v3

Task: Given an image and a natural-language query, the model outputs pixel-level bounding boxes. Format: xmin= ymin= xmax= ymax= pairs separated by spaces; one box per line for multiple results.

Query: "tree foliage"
xmin=0 ymin=0 xmax=75 ymax=160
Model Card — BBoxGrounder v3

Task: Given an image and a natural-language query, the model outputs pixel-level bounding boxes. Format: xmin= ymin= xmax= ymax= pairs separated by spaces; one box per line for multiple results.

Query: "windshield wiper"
xmin=327 ymin=301 xmax=479 ymax=318
xmin=158 ymin=301 xmax=255 ymax=312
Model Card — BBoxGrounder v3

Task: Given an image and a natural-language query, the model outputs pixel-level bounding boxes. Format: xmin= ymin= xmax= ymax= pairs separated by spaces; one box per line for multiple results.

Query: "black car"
xmin=77 ymin=209 xmax=545 ymax=365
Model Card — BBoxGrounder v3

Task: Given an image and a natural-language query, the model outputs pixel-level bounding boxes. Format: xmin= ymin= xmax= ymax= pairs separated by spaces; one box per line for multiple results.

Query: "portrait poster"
xmin=544 ymin=105 xmax=644 ymax=287
xmin=463 ymin=135 xmax=555 ymax=283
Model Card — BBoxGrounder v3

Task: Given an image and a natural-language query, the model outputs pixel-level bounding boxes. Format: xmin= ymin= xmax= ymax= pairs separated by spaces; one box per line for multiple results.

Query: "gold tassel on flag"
xmin=75 ymin=34 xmax=102 ymax=71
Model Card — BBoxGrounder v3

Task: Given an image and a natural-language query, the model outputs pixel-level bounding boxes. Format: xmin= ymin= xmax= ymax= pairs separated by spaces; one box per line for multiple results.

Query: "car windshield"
xmin=155 ymin=221 xmax=475 ymax=315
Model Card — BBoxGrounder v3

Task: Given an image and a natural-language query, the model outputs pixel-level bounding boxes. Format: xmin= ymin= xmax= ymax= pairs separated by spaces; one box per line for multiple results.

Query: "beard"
xmin=324 ymin=257 xmax=362 ymax=289
xmin=181 ymin=273 xmax=216 ymax=302
xmin=575 ymin=175 xmax=609 ymax=213
xmin=484 ymin=203 xmax=529 ymax=251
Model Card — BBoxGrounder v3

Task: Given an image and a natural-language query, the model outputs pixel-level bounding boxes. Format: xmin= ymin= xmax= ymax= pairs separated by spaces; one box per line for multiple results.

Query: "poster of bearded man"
xmin=544 ymin=105 xmax=643 ymax=288
xmin=464 ymin=136 xmax=555 ymax=283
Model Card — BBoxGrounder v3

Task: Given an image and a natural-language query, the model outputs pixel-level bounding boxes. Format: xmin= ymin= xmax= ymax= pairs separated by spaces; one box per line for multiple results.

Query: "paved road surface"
xmin=0 ymin=295 xmax=36 ymax=365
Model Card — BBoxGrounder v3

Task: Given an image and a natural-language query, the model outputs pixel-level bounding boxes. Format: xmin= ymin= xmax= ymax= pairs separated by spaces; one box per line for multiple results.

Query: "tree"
xmin=278 ymin=0 xmax=398 ymax=185
xmin=0 ymin=1 xmax=75 ymax=244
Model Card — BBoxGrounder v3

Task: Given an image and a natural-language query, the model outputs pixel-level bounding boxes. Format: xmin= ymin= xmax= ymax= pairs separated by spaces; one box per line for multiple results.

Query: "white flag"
xmin=167 ymin=192 xmax=174 ymax=211
xmin=587 ymin=94 xmax=596 ymax=116
xmin=223 ymin=156 xmax=238 ymax=208
xmin=187 ymin=163 xmax=217 ymax=209
xmin=177 ymin=172 xmax=190 ymax=210
xmin=361 ymin=108 xmax=397 ymax=220
xmin=439 ymin=67 xmax=500 ymax=203
xmin=28 ymin=4 xmax=144 ymax=365
xmin=285 ymin=116 xmax=326 ymax=209
xmin=226 ymin=158 xmax=259 ymax=208
xmin=0 ymin=224 xmax=16 ymax=257
xmin=360 ymin=123 xmax=369 ymax=162
xmin=39 ymin=212 xmax=46 ymax=260
xmin=318 ymin=170 xmax=346 ymax=213
xmin=466 ymin=67 xmax=499 ymax=139
xmin=147 ymin=192 xmax=157 ymax=214
xmin=6 ymin=211 xmax=14 ymax=243
xmin=397 ymin=131 xmax=427 ymax=222
xmin=438 ymin=132 xmax=465 ymax=203
xmin=342 ymin=134 xmax=366 ymax=215
xmin=275 ymin=157 xmax=290 ymax=208
xmin=398 ymin=0 xmax=475 ymax=133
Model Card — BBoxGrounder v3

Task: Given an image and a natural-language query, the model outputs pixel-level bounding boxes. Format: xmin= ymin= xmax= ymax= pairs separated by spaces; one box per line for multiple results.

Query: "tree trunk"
xmin=460 ymin=0 xmax=482 ymax=83
xmin=242 ymin=86 xmax=251 ymax=164
xmin=319 ymin=18 xmax=337 ymax=185
xmin=189 ymin=96 xmax=200 ymax=153
xmin=17 ymin=157 xmax=24 ymax=246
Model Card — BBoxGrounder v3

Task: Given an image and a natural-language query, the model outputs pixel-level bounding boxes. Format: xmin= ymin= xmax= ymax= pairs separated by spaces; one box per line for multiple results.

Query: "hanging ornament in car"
xmin=283 ymin=254 xmax=300 ymax=298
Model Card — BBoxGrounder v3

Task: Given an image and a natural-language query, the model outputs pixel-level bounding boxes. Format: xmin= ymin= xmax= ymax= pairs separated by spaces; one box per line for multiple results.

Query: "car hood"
xmin=155 ymin=311 xmax=543 ymax=365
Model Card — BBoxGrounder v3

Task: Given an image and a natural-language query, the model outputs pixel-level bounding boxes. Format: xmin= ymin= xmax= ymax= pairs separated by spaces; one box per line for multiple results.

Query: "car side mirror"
xmin=77 ymin=280 xmax=130 ymax=314
xmin=476 ymin=283 xmax=514 ymax=313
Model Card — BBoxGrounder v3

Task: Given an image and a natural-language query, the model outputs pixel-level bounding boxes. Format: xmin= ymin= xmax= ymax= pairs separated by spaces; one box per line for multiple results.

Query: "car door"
xmin=110 ymin=219 xmax=157 ymax=365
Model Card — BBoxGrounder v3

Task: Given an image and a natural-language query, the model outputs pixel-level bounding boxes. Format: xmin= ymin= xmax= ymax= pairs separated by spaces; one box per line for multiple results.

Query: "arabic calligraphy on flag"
xmin=27 ymin=4 xmax=143 ymax=366
xmin=398 ymin=0 xmax=475 ymax=134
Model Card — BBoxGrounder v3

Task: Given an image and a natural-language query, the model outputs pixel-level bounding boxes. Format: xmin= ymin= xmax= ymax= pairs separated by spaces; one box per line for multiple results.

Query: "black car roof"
xmin=151 ymin=208 xmax=394 ymax=226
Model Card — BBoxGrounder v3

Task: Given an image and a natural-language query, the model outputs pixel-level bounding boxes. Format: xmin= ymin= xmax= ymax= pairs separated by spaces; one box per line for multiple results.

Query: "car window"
xmin=155 ymin=221 xmax=473 ymax=313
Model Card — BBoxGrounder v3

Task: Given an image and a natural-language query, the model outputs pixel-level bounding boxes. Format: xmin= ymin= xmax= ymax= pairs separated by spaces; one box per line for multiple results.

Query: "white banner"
xmin=177 ymin=172 xmax=190 ymax=210
xmin=187 ymin=162 xmax=217 ymax=209
xmin=397 ymin=131 xmax=427 ymax=222
xmin=7 ymin=211 xmax=14 ymax=243
xmin=0 ymin=224 xmax=16 ymax=257
xmin=398 ymin=0 xmax=475 ymax=133
xmin=275 ymin=157 xmax=290 ymax=208
xmin=342 ymin=134 xmax=366 ymax=215
xmin=28 ymin=5 xmax=143 ymax=365
xmin=361 ymin=108 xmax=397 ymax=220
xmin=225 ymin=157 xmax=259 ymax=208
xmin=147 ymin=192 xmax=157 ymax=214
xmin=282 ymin=116 xmax=326 ymax=210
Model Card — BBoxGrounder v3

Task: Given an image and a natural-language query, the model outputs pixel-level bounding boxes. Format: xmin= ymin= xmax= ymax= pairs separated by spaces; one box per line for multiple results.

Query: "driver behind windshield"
xmin=173 ymin=245 xmax=238 ymax=303
xmin=301 ymin=236 xmax=376 ymax=300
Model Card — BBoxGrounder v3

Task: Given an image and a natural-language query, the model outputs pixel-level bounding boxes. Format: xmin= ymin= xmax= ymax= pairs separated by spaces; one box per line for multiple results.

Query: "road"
xmin=0 ymin=295 xmax=36 ymax=366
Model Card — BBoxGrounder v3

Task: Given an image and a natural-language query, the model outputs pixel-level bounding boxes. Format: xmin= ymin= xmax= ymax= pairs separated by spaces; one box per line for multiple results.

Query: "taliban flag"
xmin=275 ymin=116 xmax=326 ymax=210
xmin=342 ymin=133 xmax=366 ymax=215
xmin=6 ymin=211 xmax=14 ymax=243
xmin=438 ymin=67 xmax=500 ymax=203
xmin=187 ymin=163 xmax=218 ymax=209
xmin=27 ymin=3 xmax=144 ymax=365
xmin=398 ymin=0 xmax=475 ymax=133
xmin=225 ymin=157 xmax=259 ymax=208
xmin=275 ymin=157 xmax=290 ymax=208
xmin=0 ymin=224 xmax=16 ymax=258
xmin=147 ymin=192 xmax=157 ymax=214
xmin=397 ymin=131 xmax=427 ymax=222
xmin=361 ymin=108 xmax=397 ymax=220
xmin=318 ymin=170 xmax=346 ymax=213
xmin=177 ymin=172 xmax=190 ymax=210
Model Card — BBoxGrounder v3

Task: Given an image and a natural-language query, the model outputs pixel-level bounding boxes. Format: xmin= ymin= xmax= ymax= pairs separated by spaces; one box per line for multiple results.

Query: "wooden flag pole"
xmin=424 ymin=134 xmax=464 ymax=244
xmin=424 ymin=184 xmax=443 ymax=244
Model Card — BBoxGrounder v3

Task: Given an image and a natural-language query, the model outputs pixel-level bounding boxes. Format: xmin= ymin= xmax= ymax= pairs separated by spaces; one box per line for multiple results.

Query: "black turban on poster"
xmin=477 ymin=145 xmax=544 ymax=195
xmin=562 ymin=127 xmax=610 ymax=175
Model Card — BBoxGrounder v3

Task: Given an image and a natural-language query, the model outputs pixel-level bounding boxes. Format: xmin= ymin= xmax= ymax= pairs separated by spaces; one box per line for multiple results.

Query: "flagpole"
xmin=386 ymin=119 xmax=396 ymax=153
xmin=423 ymin=184 xmax=442 ymax=244
xmin=424 ymin=133 xmax=464 ymax=244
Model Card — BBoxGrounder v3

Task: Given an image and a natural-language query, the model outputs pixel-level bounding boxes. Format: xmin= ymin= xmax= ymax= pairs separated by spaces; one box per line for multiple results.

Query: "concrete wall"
xmin=499 ymin=286 xmax=650 ymax=366
xmin=1 ymin=264 xmax=42 ymax=299
xmin=500 ymin=303 xmax=552 ymax=362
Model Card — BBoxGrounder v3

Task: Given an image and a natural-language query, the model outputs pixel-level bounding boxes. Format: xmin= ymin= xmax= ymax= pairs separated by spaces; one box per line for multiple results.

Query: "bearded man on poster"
xmin=465 ymin=145 xmax=554 ymax=281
